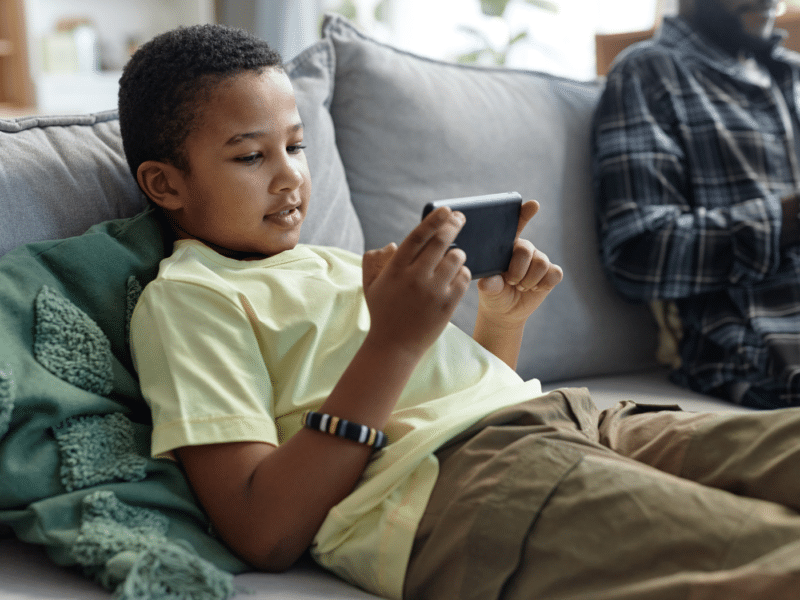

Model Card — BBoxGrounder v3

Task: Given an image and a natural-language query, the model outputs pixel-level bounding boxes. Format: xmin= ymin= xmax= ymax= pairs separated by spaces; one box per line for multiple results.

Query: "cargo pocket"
xmin=502 ymin=444 xmax=763 ymax=600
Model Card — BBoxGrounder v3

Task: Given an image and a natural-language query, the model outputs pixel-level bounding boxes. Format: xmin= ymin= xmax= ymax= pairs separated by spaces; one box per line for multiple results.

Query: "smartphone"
xmin=422 ymin=192 xmax=522 ymax=279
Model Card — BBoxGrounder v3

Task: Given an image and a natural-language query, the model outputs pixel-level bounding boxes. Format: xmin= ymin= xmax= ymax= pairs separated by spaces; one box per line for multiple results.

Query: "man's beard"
xmin=687 ymin=0 xmax=780 ymax=61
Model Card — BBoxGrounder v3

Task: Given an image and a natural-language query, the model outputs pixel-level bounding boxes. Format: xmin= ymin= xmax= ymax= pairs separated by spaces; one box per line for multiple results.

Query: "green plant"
xmin=479 ymin=0 xmax=558 ymax=17
xmin=459 ymin=0 xmax=560 ymax=66
xmin=324 ymin=0 xmax=390 ymax=30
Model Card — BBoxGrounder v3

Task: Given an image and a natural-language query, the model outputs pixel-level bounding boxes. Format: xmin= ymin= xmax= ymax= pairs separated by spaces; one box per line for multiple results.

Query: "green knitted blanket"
xmin=0 ymin=208 xmax=248 ymax=599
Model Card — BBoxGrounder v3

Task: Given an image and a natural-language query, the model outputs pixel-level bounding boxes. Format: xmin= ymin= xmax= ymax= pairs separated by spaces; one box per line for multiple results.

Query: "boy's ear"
xmin=137 ymin=160 xmax=186 ymax=210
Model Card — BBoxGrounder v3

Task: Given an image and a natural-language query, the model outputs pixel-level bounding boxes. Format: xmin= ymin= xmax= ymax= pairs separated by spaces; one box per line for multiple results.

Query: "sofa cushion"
xmin=0 ymin=210 xmax=249 ymax=595
xmin=287 ymin=36 xmax=365 ymax=253
xmin=0 ymin=112 xmax=146 ymax=258
xmin=547 ymin=369 xmax=752 ymax=414
xmin=323 ymin=14 xmax=659 ymax=384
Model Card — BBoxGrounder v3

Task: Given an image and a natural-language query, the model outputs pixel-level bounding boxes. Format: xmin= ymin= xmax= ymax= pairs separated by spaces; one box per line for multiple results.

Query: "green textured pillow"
xmin=0 ymin=209 xmax=248 ymax=599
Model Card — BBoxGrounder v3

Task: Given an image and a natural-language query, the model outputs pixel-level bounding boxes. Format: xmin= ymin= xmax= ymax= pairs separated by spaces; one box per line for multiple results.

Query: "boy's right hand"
xmin=362 ymin=206 xmax=471 ymax=357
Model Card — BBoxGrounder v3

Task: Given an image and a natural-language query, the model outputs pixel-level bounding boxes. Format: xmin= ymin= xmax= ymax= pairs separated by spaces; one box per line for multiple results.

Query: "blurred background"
xmin=1 ymin=0 xmax=798 ymax=117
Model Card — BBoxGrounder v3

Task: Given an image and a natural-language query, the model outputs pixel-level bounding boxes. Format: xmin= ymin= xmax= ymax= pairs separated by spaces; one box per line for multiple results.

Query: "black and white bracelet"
xmin=302 ymin=411 xmax=387 ymax=450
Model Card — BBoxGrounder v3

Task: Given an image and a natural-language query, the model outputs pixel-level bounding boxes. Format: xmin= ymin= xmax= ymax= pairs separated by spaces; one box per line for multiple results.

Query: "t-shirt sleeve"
xmin=130 ymin=278 xmax=278 ymax=458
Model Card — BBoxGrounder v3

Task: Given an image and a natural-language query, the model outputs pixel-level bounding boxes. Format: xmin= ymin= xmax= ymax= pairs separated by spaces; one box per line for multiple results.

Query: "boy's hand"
xmin=362 ymin=206 xmax=471 ymax=357
xmin=476 ymin=200 xmax=563 ymax=327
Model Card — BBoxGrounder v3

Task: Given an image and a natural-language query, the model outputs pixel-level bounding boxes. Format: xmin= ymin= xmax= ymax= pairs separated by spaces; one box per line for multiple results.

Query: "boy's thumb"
xmin=477 ymin=274 xmax=505 ymax=296
xmin=362 ymin=243 xmax=398 ymax=290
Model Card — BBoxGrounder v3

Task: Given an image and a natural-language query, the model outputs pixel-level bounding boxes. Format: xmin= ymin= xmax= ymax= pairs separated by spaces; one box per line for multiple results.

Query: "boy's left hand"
xmin=477 ymin=200 xmax=563 ymax=326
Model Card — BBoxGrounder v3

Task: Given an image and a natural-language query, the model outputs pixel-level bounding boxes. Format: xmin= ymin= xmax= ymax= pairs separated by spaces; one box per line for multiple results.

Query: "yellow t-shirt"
xmin=130 ymin=240 xmax=544 ymax=599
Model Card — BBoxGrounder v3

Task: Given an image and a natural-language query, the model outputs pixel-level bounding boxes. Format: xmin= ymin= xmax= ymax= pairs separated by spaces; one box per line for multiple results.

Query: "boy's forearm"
xmin=473 ymin=309 xmax=525 ymax=370
xmin=253 ymin=336 xmax=422 ymax=562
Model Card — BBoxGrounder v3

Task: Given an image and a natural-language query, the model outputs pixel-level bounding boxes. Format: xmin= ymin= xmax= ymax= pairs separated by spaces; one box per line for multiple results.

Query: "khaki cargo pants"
xmin=404 ymin=388 xmax=800 ymax=600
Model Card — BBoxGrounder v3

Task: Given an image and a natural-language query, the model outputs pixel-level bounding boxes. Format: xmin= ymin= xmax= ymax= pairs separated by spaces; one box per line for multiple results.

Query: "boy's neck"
xmin=175 ymin=226 xmax=271 ymax=261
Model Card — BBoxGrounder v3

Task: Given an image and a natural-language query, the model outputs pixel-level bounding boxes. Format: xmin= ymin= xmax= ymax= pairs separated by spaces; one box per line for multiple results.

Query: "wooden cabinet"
xmin=0 ymin=0 xmax=35 ymax=113
xmin=777 ymin=6 xmax=800 ymax=53
xmin=595 ymin=27 xmax=656 ymax=77
xmin=0 ymin=0 xmax=214 ymax=116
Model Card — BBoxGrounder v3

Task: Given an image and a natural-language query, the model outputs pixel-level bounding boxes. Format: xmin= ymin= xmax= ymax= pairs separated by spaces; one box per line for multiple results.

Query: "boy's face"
xmin=172 ymin=68 xmax=311 ymax=259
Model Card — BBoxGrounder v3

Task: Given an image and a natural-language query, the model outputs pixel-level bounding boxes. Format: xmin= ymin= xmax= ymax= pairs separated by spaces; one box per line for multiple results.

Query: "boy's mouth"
xmin=266 ymin=206 xmax=302 ymax=227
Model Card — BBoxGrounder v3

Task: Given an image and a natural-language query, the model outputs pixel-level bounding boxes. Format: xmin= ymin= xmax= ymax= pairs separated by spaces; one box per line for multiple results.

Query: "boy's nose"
xmin=271 ymin=158 xmax=304 ymax=192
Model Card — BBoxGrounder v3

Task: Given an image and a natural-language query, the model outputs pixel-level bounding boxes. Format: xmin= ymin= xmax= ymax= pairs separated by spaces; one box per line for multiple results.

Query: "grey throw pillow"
xmin=0 ymin=112 xmax=146 ymax=258
xmin=323 ymin=14 xmax=659 ymax=383
xmin=287 ymin=36 xmax=365 ymax=254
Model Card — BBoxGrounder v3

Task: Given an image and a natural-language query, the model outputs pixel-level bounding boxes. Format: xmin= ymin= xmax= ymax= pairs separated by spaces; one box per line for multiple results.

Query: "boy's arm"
xmin=175 ymin=207 xmax=470 ymax=571
xmin=472 ymin=200 xmax=563 ymax=369
xmin=472 ymin=309 xmax=526 ymax=370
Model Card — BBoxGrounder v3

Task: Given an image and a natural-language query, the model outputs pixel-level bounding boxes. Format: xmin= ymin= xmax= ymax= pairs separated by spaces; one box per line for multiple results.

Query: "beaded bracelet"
xmin=302 ymin=411 xmax=387 ymax=450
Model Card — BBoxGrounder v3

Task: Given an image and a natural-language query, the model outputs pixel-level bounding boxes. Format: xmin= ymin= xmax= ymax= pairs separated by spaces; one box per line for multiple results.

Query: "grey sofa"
xmin=0 ymin=14 xmax=751 ymax=600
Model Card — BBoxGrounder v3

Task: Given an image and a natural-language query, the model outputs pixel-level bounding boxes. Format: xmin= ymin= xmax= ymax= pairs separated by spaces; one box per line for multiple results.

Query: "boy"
xmin=126 ymin=23 xmax=800 ymax=600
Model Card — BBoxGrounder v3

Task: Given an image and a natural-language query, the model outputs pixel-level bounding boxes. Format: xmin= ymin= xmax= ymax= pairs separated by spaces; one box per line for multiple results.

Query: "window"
xmin=321 ymin=0 xmax=661 ymax=80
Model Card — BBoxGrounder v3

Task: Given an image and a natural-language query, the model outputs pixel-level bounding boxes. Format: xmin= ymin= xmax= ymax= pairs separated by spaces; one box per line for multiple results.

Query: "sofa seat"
xmin=0 ymin=364 xmax=750 ymax=600
xmin=0 ymin=537 xmax=387 ymax=599
xmin=548 ymin=368 xmax=753 ymax=414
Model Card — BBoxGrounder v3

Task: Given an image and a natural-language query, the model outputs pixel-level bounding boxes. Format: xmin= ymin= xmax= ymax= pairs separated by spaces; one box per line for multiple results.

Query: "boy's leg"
xmin=405 ymin=389 xmax=800 ymax=600
xmin=502 ymin=439 xmax=800 ymax=600
xmin=598 ymin=400 xmax=800 ymax=511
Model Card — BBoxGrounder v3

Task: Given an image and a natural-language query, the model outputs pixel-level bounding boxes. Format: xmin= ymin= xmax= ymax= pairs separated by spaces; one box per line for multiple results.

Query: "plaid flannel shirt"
xmin=593 ymin=16 xmax=800 ymax=407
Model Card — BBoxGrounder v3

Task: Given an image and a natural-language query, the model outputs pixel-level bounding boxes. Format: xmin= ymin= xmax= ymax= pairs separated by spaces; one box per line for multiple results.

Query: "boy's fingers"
xmin=393 ymin=207 xmax=449 ymax=264
xmin=516 ymin=200 xmax=539 ymax=238
xmin=520 ymin=259 xmax=563 ymax=293
xmin=415 ymin=213 xmax=466 ymax=274
xmin=505 ymin=240 xmax=562 ymax=292
xmin=434 ymin=246 xmax=470 ymax=287
xmin=504 ymin=239 xmax=536 ymax=286
xmin=537 ymin=264 xmax=564 ymax=291
xmin=395 ymin=206 xmax=464 ymax=269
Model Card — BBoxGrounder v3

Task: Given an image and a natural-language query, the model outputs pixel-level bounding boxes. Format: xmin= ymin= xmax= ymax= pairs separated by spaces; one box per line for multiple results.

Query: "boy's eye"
xmin=288 ymin=144 xmax=306 ymax=154
xmin=236 ymin=153 xmax=261 ymax=164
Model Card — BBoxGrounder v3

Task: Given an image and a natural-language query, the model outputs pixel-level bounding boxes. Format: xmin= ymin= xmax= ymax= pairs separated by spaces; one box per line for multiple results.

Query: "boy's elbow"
xmin=235 ymin=531 xmax=309 ymax=573
xmin=247 ymin=553 xmax=296 ymax=573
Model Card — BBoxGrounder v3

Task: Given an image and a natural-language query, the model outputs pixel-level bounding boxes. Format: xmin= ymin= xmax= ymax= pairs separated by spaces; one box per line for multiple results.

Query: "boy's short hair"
xmin=118 ymin=24 xmax=283 ymax=180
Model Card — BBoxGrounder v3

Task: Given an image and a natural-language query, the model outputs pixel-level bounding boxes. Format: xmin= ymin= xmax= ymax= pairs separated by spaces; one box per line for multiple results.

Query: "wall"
xmin=23 ymin=0 xmax=212 ymax=114
xmin=216 ymin=0 xmax=322 ymax=62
